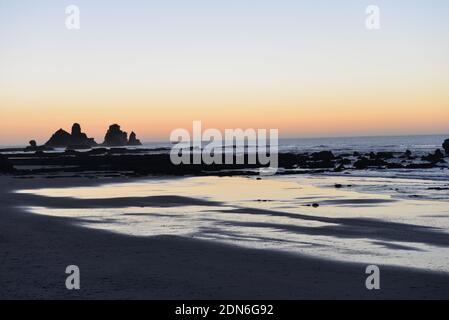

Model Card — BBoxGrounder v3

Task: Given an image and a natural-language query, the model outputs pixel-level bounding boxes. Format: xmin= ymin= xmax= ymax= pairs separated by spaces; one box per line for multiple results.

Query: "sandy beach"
xmin=2 ymin=175 xmax=449 ymax=299
xmin=2 ymin=0 xmax=449 ymax=303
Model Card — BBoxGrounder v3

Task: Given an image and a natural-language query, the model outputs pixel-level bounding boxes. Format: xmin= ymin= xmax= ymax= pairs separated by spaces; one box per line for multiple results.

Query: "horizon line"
xmin=1 ymin=132 xmax=449 ymax=148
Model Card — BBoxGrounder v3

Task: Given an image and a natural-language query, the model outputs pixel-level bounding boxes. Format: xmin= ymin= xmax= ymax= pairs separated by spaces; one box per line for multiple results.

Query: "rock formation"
xmin=103 ymin=124 xmax=128 ymax=146
xmin=443 ymin=139 xmax=449 ymax=155
xmin=310 ymin=151 xmax=335 ymax=161
xmin=0 ymin=154 xmax=14 ymax=173
xmin=24 ymin=140 xmax=53 ymax=152
xmin=422 ymin=149 xmax=445 ymax=163
xmin=68 ymin=123 xmax=97 ymax=149
xmin=45 ymin=123 xmax=97 ymax=148
xmin=45 ymin=129 xmax=72 ymax=148
xmin=128 ymin=131 xmax=142 ymax=146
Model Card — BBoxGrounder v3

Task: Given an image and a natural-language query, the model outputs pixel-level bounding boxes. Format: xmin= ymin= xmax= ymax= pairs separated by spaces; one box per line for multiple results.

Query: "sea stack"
xmin=103 ymin=124 xmax=128 ymax=146
xmin=45 ymin=129 xmax=72 ymax=148
xmin=69 ymin=123 xmax=97 ymax=149
xmin=443 ymin=139 xmax=449 ymax=155
xmin=128 ymin=131 xmax=142 ymax=146
xmin=45 ymin=123 xmax=97 ymax=148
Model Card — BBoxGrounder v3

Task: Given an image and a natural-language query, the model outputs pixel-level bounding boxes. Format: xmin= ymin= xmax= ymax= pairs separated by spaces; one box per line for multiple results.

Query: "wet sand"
xmin=1 ymin=175 xmax=449 ymax=299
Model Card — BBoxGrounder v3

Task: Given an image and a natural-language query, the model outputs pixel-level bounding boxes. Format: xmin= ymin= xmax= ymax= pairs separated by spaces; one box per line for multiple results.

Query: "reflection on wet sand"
xmin=16 ymin=175 xmax=449 ymax=273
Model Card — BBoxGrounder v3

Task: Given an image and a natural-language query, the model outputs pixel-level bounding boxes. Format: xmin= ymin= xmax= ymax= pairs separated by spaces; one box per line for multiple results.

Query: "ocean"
xmin=2 ymin=134 xmax=447 ymax=155
xmin=142 ymin=134 xmax=448 ymax=155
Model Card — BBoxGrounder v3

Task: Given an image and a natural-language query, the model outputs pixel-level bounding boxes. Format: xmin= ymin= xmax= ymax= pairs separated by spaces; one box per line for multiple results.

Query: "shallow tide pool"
xmin=16 ymin=175 xmax=449 ymax=273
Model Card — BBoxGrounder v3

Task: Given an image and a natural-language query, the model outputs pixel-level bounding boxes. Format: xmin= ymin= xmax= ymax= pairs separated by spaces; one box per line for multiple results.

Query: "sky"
xmin=1 ymin=0 xmax=449 ymax=145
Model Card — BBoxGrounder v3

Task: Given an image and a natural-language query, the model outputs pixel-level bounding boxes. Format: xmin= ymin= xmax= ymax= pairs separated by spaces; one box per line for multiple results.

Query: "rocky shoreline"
xmin=1 ymin=139 xmax=448 ymax=177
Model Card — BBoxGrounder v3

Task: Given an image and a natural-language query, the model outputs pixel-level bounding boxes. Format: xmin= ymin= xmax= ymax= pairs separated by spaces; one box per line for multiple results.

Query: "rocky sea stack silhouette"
xmin=102 ymin=124 xmax=142 ymax=147
xmin=45 ymin=123 xmax=97 ymax=149
xmin=128 ymin=131 xmax=142 ymax=146
xmin=42 ymin=123 xmax=142 ymax=148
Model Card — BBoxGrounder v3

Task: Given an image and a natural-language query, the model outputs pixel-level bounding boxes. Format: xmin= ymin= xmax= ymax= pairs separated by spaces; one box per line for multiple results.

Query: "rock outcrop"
xmin=422 ymin=149 xmax=445 ymax=163
xmin=69 ymin=123 xmax=97 ymax=148
xmin=45 ymin=129 xmax=72 ymax=148
xmin=128 ymin=131 xmax=142 ymax=146
xmin=103 ymin=124 xmax=128 ymax=146
xmin=443 ymin=139 xmax=449 ymax=155
xmin=0 ymin=154 xmax=14 ymax=173
xmin=45 ymin=123 xmax=97 ymax=149
xmin=25 ymin=140 xmax=53 ymax=152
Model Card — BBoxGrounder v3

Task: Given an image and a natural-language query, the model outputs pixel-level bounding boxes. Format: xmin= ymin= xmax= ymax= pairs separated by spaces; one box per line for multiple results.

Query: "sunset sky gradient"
xmin=1 ymin=0 xmax=448 ymax=145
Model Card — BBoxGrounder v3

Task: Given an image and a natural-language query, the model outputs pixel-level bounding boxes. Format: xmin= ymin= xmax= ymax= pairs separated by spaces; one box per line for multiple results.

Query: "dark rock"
xmin=24 ymin=140 xmax=54 ymax=152
xmin=406 ymin=163 xmax=437 ymax=169
xmin=400 ymin=149 xmax=413 ymax=159
xmin=353 ymin=157 xmax=370 ymax=169
xmin=376 ymin=152 xmax=394 ymax=159
xmin=71 ymin=123 xmax=82 ymax=136
xmin=334 ymin=184 xmax=343 ymax=188
xmin=422 ymin=149 xmax=444 ymax=163
xmin=128 ymin=131 xmax=142 ymax=146
xmin=386 ymin=163 xmax=404 ymax=169
xmin=311 ymin=151 xmax=335 ymax=161
xmin=0 ymin=154 xmax=14 ymax=173
xmin=312 ymin=203 xmax=319 ymax=208
xmin=307 ymin=160 xmax=335 ymax=169
xmin=88 ymin=148 xmax=108 ymax=155
xmin=428 ymin=187 xmax=449 ymax=191
xmin=69 ymin=123 xmax=97 ymax=148
xmin=278 ymin=153 xmax=301 ymax=169
xmin=45 ymin=129 xmax=72 ymax=147
xmin=103 ymin=124 xmax=128 ymax=146
xmin=45 ymin=123 xmax=97 ymax=148
xmin=443 ymin=139 xmax=449 ymax=155
xmin=353 ymin=157 xmax=386 ymax=169
xmin=64 ymin=149 xmax=79 ymax=155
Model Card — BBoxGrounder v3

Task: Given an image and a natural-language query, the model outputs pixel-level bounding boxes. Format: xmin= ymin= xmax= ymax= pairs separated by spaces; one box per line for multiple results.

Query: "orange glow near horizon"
xmin=1 ymin=84 xmax=449 ymax=145
xmin=1 ymin=1 xmax=449 ymax=146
